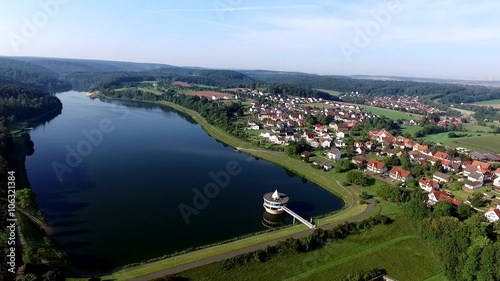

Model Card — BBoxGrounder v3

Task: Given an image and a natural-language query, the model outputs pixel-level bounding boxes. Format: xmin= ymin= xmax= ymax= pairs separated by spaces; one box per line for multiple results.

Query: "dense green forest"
xmin=0 ymin=84 xmax=62 ymax=125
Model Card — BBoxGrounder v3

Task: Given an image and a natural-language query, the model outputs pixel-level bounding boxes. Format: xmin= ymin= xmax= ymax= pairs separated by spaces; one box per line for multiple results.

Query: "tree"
xmin=456 ymin=204 xmax=474 ymax=220
xmin=359 ymin=191 xmax=370 ymax=201
xmin=334 ymin=159 xmax=354 ymax=173
xmin=285 ymin=140 xmax=312 ymax=157
xmin=346 ymin=170 xmax=369 ymax=186
xmin=433 ymin=201 xmax=453 ymax=217
xmin=400 ymin=153 xmax=411 ymax=170
xmin=468 ymin=192 xmax=486 ymax=208
xmin=16 ymin=188 xmax=36 ymax=209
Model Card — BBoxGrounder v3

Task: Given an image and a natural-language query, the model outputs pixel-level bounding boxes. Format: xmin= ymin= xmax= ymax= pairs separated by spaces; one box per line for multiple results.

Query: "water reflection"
xmin=261 ymin=211 xmax=287 ymax=229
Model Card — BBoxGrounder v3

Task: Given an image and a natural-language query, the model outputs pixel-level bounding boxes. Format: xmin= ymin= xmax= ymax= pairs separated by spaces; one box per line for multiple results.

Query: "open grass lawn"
xmin=463 ymin=123 xmax=495 ymax=133
xmin=450 ymin=108 xmax=474 ymax=117
xmin=138 ymin=87 xmax=163 ymax=95
xmin=363 ymin=106 xmax=422 ymax=120
xmin=454 ymin=135 xmax=500 ymax=153
xmin=477 ymin=99 xmax=500 ymax=105
xmin=401 ymin=125 xmax=423 ymax=136
xmin=316 ymin=89 xmax=341 ymax=96
xmin=166 ymin=215 xmax=443 ymax=281
xmin=115 ymin=87 xmax=163 ymax=95
xmin=422 ymin=132 xmax=500 ymax=153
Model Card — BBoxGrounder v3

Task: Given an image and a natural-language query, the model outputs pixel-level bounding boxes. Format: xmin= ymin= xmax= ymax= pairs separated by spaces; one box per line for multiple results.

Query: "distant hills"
xmin=0 ymin=56 xmax=500 ymax=108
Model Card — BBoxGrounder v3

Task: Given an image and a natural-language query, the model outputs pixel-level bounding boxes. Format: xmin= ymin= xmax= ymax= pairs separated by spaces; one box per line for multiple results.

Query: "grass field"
xmin=476 ymin=99 xmax=500 ymax=108
xmin=401 ymin=125 xmax=423 ymax=136
xmin=184 ymin=91 xmax=234 ymax=98
xmin=463 ymin=123 xmax=496 ymax=133
xmin=82 ymin=101 xmax=366 ymax=281
xmin=363 ymin=106 xmax=422 ymax=120
xmin=316 ymin=89 xmax=341 ymax=96
xmin=422 ymin=132 xmax=500 ymax=153
xmin=138 ymin=87 xmax=163 ymax=95
xmin=450 ymin=107 xmax=475 ymax=117
xmin=163 ymin=215 xmax=443 ymax=281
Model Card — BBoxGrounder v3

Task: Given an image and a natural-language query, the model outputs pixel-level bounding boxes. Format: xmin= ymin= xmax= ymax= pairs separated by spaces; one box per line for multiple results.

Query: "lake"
xmin=25 ymin=91 xmax=344 ymax=271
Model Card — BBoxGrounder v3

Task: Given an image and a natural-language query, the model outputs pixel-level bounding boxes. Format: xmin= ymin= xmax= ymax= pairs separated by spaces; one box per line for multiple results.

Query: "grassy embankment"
xmin=158 ymin=211 xmax=444 ymax=281
xmin=83 ymin=100 xmax=367 ymax=281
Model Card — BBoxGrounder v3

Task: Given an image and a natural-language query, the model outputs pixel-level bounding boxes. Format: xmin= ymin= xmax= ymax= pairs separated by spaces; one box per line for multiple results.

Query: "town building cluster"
xmin=365 ymin=95 xmax=444 ymax=116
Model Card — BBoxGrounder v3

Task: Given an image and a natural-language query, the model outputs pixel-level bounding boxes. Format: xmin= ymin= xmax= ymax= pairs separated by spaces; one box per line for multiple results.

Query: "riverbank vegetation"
xmin=0 ymin=84 xmax=66 ymax=280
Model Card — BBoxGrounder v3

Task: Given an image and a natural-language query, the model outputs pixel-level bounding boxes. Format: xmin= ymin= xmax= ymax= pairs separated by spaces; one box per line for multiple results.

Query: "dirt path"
xmin=129 ymin=200 xmax=375 ymax=281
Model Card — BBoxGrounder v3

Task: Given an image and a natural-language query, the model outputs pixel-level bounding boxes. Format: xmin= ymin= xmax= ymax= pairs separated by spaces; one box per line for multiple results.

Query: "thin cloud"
xmin=146 ymin=5 xmax=317 ymax=13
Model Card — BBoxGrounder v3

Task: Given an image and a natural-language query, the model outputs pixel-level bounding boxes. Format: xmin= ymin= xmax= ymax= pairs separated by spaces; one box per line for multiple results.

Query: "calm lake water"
xmin=25 ymin=91 xmax=344 ymax=271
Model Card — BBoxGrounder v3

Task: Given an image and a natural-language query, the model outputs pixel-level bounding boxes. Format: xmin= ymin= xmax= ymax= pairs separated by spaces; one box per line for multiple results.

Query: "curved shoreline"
xmin=86 ymin=99 xmax=368 ymax=280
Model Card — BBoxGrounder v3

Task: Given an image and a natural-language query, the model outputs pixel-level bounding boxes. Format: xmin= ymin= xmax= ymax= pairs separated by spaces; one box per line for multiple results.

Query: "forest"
xmin=0 ymin=84 xmax=63 ymax=125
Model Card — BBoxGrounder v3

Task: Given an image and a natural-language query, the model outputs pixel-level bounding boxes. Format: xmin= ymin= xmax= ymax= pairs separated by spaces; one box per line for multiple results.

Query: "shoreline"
xmin=18 ymin=94 xmax=365 ymax=280
xmin=82 ymin=98 xmax=367 ymax=280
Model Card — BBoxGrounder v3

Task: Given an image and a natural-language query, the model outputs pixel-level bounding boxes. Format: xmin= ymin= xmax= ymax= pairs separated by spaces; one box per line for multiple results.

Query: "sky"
xmin=0 ymin=0 xmax=499 ymax=80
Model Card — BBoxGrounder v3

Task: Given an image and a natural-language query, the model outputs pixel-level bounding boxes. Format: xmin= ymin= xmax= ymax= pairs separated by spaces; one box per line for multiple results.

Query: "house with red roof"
xmin=433 ymin=151 xmax=449 ymax=161
xmin=484 ymin=208 xmax=500 ymax=223
xmin=427 ymin=190 xmax=462 ymax=207
xmin=367 ymin=160 xmax=387 ymax=174
xmin=470 ymin=160 xmax=491 ymax=174
xmin=419 ymin=177 xmax=440 ymax=192
xmin=389 ymin=167 xmax=413 ymax=182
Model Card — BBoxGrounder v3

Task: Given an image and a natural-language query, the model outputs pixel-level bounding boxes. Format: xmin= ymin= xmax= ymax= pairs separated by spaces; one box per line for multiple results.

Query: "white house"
xmin=493 ymin=177 xmax=500 ymax=188
xmin=260 ymin=131 xmax=271 ymax=139
xmin=336 ymin=131 xmax=345 ymax=139
xmin=484 ymin=209 xmax=500 ymax=223
xmin=334 ymin=139 xmax=346 ymax=148
xmin=248 ymin=125 xmax=260 ymax=130
xmin=467 ymin=172 xmax=484 ymax=183
xmin=326 ymin=148 xmax=341 ymax=160
xmin=418 ymin=177 xmax=440 ymax=192
xmin=320 ymin=139 xmax=332 ymax=148
xmin=464 ymin=181 xmax=483 ymax=190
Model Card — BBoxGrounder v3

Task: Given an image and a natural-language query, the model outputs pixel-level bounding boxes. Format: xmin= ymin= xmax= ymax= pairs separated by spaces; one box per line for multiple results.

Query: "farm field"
xmin=476 ymin=99 xmax=500 ymax=108
xmin=172 ymin=81 xmax=190 ymax=87
xmin=184 ymin=90 xmax=234 ymax=99
xmin=463 ymin=123 xmax=497 ymax=133
xmin=422 ymin=132 xmax=500 ymax=153
xmin=138 ymin=87 xmax=163 ymax=95
xmin=363 ymin=105 xmax=422 ymax=120
xmin=161 ymin=215 xmax=443 ymax=281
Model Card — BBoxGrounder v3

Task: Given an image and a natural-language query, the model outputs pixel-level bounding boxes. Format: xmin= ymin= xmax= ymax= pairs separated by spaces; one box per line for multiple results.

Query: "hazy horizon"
xmin=1 ymin=0 xmax=499 ymax=81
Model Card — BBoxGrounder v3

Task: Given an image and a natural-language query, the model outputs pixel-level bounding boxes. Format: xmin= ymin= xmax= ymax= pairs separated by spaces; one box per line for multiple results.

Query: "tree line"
xmin=0 ymin=84 xmax=63 ymax=125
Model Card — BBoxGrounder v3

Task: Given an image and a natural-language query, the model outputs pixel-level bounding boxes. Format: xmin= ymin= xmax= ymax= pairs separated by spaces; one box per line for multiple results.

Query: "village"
xmin=226 ymin=88 xmax=500 ymax=224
